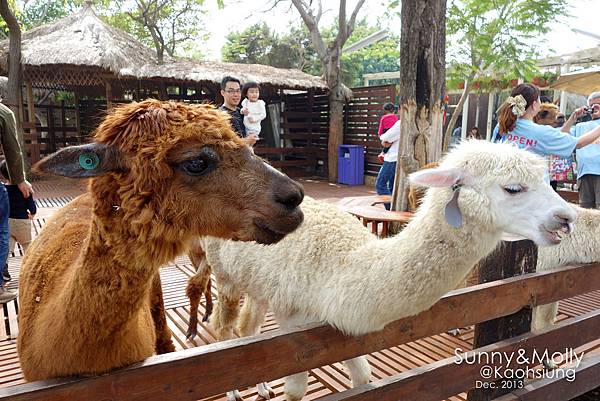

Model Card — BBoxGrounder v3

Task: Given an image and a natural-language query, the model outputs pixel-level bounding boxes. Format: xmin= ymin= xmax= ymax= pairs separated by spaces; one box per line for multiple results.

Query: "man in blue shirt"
xmin=566 ymin=92 xmax=600 ymax=208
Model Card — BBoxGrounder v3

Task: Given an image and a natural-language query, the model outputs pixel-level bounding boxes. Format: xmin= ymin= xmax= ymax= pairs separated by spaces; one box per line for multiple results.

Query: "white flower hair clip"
xmin=506 ymin=95 xmax=527 ymax=117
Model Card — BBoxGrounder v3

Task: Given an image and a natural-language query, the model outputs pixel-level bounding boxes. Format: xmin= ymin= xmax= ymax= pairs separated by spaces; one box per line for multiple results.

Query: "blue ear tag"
xmin=79 ymin=153 xmax=100 ymax=170
xmin=444 ymin=184 xmax=463 ymax=228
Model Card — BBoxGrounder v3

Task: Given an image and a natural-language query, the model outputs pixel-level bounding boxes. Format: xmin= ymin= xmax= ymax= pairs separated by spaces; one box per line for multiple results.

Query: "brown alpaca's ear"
xmin=33 ymin=143 xmax=128 ymax=178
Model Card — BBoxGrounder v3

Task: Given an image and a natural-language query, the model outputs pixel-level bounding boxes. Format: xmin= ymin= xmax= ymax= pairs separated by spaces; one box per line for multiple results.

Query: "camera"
xmin=584 ymin=105 xmax=598 ymax=114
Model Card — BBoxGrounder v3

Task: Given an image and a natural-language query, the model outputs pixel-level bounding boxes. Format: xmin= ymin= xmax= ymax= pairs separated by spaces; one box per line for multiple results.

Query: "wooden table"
xmin=370 ymin=194 xmax=392 ymax=206
xmin=345 ymin=206 xmax=413 ymax=237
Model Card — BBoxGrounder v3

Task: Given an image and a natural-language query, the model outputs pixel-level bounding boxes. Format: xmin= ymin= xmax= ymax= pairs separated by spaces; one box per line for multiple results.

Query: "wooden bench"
xmin=557 ymin=189 xmax=578 ymax=204
xmin=345 ymin=206 xmax=413 ymax=237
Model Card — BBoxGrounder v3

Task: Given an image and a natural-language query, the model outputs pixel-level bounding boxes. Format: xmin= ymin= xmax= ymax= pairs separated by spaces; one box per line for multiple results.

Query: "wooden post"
xmin=105 ymin=80 xmax=113 ymax=110
xmin=466 ymin=239 xmax=538 ymax=401
xmin=159 ymin=81 xmax=167 ymax=100
xmin=25 ymin=80 xmax=39 ymax=164
xmin=461 ymin=90 xmax=469 ymax=141
xmin=73 ymin=91 xmax=82 ymax=144
xmin=486 ymin=92 xmax=495 ymax=140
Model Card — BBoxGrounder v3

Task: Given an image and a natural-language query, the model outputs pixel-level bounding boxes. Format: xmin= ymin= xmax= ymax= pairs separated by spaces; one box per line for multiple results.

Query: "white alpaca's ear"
xmin=409 ymin=167 xmax=473 ymax=188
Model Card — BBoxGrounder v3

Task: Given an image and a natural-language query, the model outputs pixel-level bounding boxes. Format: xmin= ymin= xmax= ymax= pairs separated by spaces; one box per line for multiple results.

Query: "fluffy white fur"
xmin=533 ymin=206 xmax=600 ymax=331
xmin=191 ymin=140 xmax=576 ymax=401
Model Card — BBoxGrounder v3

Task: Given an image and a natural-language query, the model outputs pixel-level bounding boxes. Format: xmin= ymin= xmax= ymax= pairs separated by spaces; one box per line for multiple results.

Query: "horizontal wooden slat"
xmin=254 ymin=147 xmax=326 ymax=156
xmin=316 ymin=310 xmax=600 ymax=401
xmin=493 ymin=353 xmax=600 ymax=401
xmin=281 ymin=133 xmax=328 ymax=140
xmin=2 ymin=263 xmax=599 ymax=401
xmin=268 ymin=159 xmax=319 ymax=167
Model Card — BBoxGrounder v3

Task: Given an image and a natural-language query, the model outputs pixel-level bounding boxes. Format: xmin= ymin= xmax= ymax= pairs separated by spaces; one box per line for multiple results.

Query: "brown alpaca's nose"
xmin=272 ymin=178 xmax=304 ymax=210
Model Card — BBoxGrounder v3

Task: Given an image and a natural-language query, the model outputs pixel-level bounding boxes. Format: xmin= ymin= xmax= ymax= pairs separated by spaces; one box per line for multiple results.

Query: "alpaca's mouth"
xmin=542 ymin=223 xmax=572 ymax=244
xmin=253 ymin=218 xmax=288 ymax=245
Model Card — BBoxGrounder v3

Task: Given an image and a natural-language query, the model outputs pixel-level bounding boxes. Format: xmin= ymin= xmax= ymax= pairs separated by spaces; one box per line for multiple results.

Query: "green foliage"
xmin=222 ymin=19 xmax=399 ymax=87
xmin=446 ymin=0 xmax=569 ymax=87
xmin=339 ymin=20 xmax=399 ymax=87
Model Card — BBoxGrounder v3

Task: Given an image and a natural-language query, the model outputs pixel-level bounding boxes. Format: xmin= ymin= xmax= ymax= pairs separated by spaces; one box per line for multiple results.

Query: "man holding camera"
xmin=564 ymin=91 xmax=600 ymax=208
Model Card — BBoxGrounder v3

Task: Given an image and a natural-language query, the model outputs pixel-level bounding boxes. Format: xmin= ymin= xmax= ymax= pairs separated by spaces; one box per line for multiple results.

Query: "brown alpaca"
xmin=18 ymin=99 xmax=304 ymax=381
xmin=534 ymin=102 xmax=565 ymax=127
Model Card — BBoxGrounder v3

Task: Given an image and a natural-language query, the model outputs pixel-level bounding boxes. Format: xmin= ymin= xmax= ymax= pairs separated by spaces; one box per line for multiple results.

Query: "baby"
xmin=241 ymin=81 xmax=266 ymax=142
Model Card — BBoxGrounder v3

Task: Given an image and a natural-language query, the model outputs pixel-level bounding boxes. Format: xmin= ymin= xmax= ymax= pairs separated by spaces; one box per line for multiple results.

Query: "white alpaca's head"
xmin=410 ymin=140 xmax=576 ymax=246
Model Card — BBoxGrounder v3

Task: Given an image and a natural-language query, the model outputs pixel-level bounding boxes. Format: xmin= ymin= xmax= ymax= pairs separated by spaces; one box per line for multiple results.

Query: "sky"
xmin=201 ymin=0 xmax=600 ymax=63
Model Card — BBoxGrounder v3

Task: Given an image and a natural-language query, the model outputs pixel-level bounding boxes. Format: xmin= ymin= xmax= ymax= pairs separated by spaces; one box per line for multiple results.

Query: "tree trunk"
xmin=0 ymin=0 xmax=27 ymax=169
xmin=442 ymin=74 xmax=475 ymax=151
xmin=0 ymin=0 xmax=24 ymax=142
xmin=326 ymin=48 xmax=346 ymax=183
xmin=393 ymin=0 xmax=446 ymax=211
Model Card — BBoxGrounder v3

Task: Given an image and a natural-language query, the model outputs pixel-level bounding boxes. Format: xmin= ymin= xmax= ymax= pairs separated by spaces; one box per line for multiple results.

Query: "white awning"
xmin=551 ymin=67 xmax=600 ymax=95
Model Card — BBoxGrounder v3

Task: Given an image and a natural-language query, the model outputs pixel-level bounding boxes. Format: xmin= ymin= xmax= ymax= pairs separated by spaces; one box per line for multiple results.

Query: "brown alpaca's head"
xmin=534 ymin=103 xmax=565 ymax=128
xmin=34 ymin=100 xmax=304 ymax=245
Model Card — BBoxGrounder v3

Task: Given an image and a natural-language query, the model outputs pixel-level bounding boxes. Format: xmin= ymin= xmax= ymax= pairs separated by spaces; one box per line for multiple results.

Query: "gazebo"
xmin=0 ymin=2 xmax=327 ymax=164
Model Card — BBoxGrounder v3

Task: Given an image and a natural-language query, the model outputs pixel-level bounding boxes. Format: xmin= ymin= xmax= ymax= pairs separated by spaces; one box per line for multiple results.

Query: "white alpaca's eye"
xmin=503 ymin=184 xmax=523 ymax=195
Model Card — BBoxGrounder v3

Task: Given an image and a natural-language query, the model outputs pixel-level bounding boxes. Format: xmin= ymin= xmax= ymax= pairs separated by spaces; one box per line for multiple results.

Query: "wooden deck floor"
xmin=0 ymin=178 xmax=598 ymax=400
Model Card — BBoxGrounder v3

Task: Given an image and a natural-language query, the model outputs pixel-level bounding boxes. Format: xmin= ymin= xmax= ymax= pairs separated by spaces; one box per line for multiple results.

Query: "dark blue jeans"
xmin=375 ymin=161 xmax=396 ymax=210
xmin=0 ymin=184 xmax=8 ymax=286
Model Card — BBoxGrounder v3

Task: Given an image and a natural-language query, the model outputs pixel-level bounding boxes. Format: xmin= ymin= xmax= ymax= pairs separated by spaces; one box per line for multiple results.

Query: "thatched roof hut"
xmin=0 ymin=2 xmax=326 ymax=92
xmin=0 ymin=2 xmax=328 ymax=169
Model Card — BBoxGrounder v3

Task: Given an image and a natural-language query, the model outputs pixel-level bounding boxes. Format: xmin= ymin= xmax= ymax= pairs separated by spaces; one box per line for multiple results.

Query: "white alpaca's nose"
xmin=553 ymin=209 xmax=576 ymax=234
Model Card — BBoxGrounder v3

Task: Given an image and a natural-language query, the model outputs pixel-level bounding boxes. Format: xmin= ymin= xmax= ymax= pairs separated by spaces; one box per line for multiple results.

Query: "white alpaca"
xmin=533 ymin=206 xmax=600 ymax=331
xmin=187 ymin=141 xmax=576 ymax=401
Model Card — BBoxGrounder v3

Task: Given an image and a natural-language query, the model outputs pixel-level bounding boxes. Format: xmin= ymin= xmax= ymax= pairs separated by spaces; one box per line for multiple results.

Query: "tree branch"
xmin=344 ymin=0 xmax=366 ymax=43
xmin=338 ymin=0 xmax=347 ymax=45
xmin=290 ymin=0 xmax=328 ymax=60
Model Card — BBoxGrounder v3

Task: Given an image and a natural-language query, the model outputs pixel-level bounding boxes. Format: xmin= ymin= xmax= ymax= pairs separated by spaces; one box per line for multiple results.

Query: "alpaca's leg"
xmin=532 ymin=303 xmax=559 ymax=369
xmin=186 ymin=245 xmax=212 ymax=340
xmin=237 ymin=296 xmax=268 ymax=337
xmin=284 ymin=372 xmax=309 ymax=401
xmin=237 ymin=297 xmax=274 ymax=400
xmin=211 ymin=284 xmax=242 ymax=341
xmin=150 ymin=272 xmax=176 ymax=354
xmin=531 ymin=303 xmax=558 ymax=332
xmin=277 ymin=314 xmax=311 ymax=401
xmin=343 ymin=356 xmax=371 ymax=387
xmin=203 ymin=276 xmax=213 ymax=322
xmin=211 ymin=282 xmax=244 ymax=401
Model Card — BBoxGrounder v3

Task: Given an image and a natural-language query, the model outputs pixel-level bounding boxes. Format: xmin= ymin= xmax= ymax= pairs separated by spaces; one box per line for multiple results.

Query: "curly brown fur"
xmin=18 ymin=100 xmax=304 ymax=381
xmin=150 ymin=273 xmax=176 ymax=354
xmin=534 ymin=103 xmax=564 ymax=128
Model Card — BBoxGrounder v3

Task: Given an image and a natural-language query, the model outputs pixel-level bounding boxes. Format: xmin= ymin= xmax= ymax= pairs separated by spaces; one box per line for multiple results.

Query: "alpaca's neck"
xmin=59 ymin=209 xmax=185 ymax=337
xmin=330 ymin=193 xmax=500 ymax=336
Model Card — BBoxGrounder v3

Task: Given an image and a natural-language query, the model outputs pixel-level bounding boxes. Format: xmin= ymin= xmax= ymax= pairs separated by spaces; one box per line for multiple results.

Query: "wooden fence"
xmin=22 ymin=101 xmax=82 ymax=164
xmin=0 ymin=255 xmax=598 ymax=401
xmin=273 ymin=89 xmax=329 ymax=177
xmin=344 ymin=85 xmax=397 ymax=177
xmin=276 ymin=85 xmax=397 ymax=178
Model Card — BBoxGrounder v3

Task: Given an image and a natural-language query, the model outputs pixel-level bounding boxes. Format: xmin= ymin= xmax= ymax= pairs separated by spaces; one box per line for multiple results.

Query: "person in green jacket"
xmin=0 ymin=103 xmax=33 ymax=301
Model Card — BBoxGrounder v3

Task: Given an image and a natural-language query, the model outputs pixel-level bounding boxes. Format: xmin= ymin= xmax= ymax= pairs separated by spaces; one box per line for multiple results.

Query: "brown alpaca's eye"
xmin=181 ymin=158 xmax=208 ymax=176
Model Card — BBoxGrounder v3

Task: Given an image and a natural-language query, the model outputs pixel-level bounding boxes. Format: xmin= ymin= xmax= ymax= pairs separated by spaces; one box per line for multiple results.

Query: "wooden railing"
xmin=0 ymin=260 xmax=598 ymax=401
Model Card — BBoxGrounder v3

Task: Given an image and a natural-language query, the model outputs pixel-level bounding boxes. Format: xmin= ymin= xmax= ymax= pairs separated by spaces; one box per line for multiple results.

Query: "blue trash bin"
xmin=338 ymin=145 xmax=364 ymax=186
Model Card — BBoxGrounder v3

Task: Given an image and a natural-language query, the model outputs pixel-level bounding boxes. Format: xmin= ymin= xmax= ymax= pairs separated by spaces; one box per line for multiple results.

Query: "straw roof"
xmin=134 ymin=59 xmax=327 ymax=90
xmin=0 ymin=2 xmax=326 ymax=91
xmin=0 ymin=2 xmax=159 ymax=75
